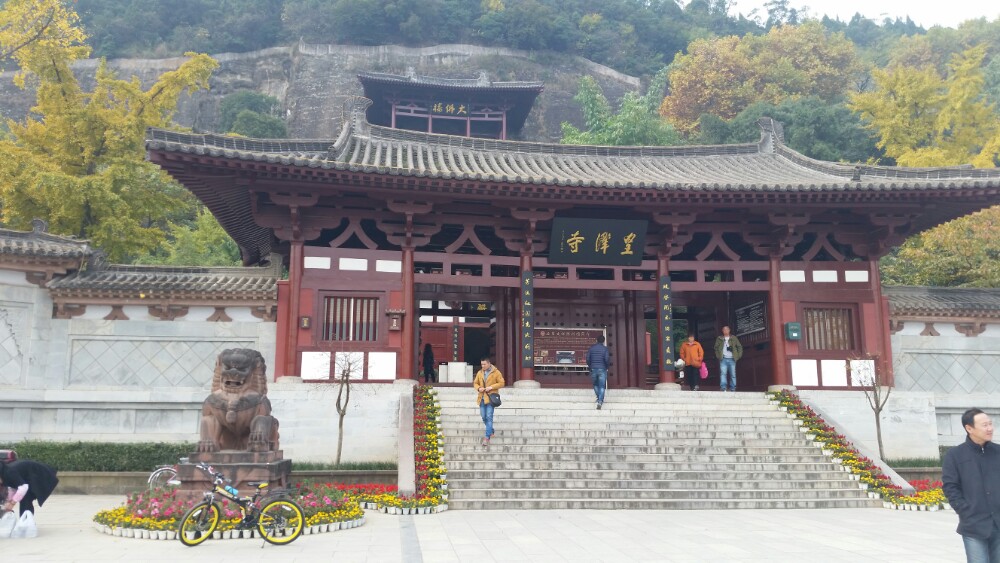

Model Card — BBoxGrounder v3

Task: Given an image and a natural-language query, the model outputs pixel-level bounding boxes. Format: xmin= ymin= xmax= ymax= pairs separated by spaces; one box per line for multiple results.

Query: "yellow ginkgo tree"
xmin=851 ymin=45 xmax=1000 ymax=287
xmin=0 ymin=0 xmax=218 ymax=261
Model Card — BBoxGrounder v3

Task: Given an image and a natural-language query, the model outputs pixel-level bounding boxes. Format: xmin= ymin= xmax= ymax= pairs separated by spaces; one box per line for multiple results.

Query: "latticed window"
xmin=322 ymin=296 xmax=379 ymax=341
xmin=803 ymin=307 xmax=856 ymax=351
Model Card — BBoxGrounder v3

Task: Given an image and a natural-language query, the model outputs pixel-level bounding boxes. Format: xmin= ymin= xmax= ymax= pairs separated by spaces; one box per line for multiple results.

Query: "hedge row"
xmin=0 ymin=441 xmax=399 ymax=472
xmin=0 ymin=441 xmax=195 ymax=472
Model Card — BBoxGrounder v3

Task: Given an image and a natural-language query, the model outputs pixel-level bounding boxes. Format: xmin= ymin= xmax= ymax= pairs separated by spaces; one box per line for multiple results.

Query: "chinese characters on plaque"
xmin=659 ymin=275 xmax=675 ymax=372
xmin=452 ymin=324 xmax=460 ymax=362
xmin=430 ymin=102 xmax=469 ymax=116
xmin=548 ymin=217 xmax=648 ymax=266
xmin=521 ymin=272 xmax=534 ymax=368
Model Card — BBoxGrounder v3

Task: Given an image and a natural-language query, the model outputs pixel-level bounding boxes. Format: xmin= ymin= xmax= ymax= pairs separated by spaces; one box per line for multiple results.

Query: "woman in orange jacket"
xmin=679 ymin=334 xmax=704 ymax=391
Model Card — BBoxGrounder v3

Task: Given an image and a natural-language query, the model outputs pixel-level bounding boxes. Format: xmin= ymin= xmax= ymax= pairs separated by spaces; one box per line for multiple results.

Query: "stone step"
xmin=446 ymin=498 xmax=881 ymax=510
xmin=432 ymin=387 xmax=870 ymax=510
xmin=442 ymin=429 xmax=807 ymax=438
xmin=443 ymin=461 xmax=842 ymax=471
xmin=443 ymin=444 xmax=821 ymax=455
xmin=441 ymin=414 xmax=793 ymax=423
xmin=447 ymin=437 xmax=813 ymax=448
xmin=448 ymin=478 xmax=858 ymax=491
xmin=443 ymin=427 xmax=802 ymax=437
xmin=446 ymin=469 xmax=849 ymax=481
xmin=443 ymin=435 xmax=810 ymax=446
xmin=432 ymin=388 xmax=770 ymax=400
xmin=441 ymin=422 xmax=797 ymax=432
xmin=446 ymin=487 xmax=869 ymax=501
xmin=445 ymin=452 xmax=831 ymax=464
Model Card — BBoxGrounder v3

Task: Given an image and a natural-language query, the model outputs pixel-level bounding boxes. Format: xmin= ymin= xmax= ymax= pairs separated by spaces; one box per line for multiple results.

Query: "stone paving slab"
xmin=0 ymin=494 xmax=965 ymax=562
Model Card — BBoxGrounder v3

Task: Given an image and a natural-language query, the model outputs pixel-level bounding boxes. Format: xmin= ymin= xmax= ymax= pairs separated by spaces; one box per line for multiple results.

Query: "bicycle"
xmin=177 ymin=462 xmax=305 ymax=547
xmin=147 ymin=463 xmax=179 ymax=490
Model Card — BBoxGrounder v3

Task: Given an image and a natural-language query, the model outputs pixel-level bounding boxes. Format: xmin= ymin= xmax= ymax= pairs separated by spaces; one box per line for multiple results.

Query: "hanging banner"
xmin=659 ymin=275 xmax=675 ymax=372
xmin=521 ymin=272 xmax=534 ymax=368
xmin=548 ymin=217 xmax=648 ymax=266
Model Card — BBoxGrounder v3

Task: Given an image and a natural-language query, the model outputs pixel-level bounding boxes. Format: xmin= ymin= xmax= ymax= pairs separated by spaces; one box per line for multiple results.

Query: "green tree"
xmin=218 ymin=90 xmax=283 ymax=134
xmin=697 ymin=97 xmax=881 ymax=163
xmin=0 ymin=1 xmax=219 ymax=261
xmin=135 ymin=207 xmax=241 ymax=267
xmin=231 ymin=109 xmax=287 ymax=138
xmin=561 ymin=69 xmax=682 ymax=146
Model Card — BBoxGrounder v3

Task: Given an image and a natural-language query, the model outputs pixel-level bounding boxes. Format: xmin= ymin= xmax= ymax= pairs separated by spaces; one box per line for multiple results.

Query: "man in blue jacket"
xmin=586 ymin=334 xmax=610 ymax=410
xmin=943 ymin=408 xmax=1000 ymax=562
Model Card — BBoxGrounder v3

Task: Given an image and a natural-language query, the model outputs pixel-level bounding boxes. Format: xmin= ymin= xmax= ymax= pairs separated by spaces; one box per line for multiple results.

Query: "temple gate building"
xmin=143 ymin=99 xmax=1000 ymax=393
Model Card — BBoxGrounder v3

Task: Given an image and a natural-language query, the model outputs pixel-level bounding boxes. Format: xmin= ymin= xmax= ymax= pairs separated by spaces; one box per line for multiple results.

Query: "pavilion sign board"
xmin=548 ymin=217 xmax=647 ymax=266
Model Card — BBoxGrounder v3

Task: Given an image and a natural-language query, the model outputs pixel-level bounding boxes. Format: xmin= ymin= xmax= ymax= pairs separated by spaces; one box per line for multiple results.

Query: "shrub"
xmin=0 ymin=440 xmax=195 ymax=471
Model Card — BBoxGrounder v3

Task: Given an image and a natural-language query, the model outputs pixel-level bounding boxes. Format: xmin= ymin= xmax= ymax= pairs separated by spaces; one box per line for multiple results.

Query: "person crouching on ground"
xmin=679 ymin=334 xmax=704 ymax=391
xmin=0 ymin=459 xmax=59 ymax=515
xmin=474 ymin=357 xmax=505 ymax=447
xmin=943 ymin=408 xmax=1000 ymax=562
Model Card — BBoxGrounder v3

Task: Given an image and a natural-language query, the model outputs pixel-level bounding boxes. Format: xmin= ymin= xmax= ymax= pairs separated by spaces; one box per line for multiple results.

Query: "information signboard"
xmin=533 ymin=327 xmax=606 ymax=368
xmin=735 ymin=301 xmax=767 ymax=336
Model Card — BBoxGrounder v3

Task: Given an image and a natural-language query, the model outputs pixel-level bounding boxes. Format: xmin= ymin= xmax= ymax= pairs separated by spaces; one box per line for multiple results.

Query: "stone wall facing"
xmin=0 ymin=42 xmax=640 ymax=144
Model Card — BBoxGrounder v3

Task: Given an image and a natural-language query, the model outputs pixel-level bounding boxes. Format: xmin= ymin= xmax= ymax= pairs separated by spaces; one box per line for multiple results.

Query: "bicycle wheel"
xmin=178 ymin=501 xmax=220 ymax=546
xmin=256 ymin=498 xmax=304 ymax=545
xmin=148 ymin=467 xmax=178 ymax=490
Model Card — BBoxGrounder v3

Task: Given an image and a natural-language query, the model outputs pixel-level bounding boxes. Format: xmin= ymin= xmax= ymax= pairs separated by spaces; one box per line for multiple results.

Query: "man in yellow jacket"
xmin=473 ymin=357 xmax=505 ymax=447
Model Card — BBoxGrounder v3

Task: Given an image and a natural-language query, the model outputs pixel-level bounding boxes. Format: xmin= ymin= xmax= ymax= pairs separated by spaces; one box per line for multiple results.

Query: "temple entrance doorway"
xmin=667 ymin=291 xmax=773 ymax=391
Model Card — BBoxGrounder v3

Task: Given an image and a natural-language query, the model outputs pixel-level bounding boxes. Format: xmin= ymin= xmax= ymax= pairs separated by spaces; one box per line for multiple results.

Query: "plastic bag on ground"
xmin=0 ymin=511 xmax=16 ymax=538
xmin=10 ymin=511 xmax=37 ymax=538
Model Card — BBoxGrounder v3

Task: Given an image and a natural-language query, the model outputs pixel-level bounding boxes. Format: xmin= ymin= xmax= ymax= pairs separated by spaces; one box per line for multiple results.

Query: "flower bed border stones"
xmin=92 ymin=385 xmax=452 ymax=539
xmin=768 ymin=390 xmax=948 ymax=511
xmin=92 ymin=483 xmax=365 ymax=539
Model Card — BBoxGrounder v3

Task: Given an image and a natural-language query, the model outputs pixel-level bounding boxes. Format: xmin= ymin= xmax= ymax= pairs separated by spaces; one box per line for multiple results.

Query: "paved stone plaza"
xmin=0 ymin=494 xmax=967 ymax=561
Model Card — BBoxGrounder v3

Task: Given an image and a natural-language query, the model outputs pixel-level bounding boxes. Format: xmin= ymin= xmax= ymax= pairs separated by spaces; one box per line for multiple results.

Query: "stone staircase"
xmin=434 ymin=387 xmax=880 ymax=510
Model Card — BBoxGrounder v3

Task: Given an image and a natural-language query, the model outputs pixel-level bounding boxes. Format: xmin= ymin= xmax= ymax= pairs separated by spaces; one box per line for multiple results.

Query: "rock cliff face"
xmin=0 ymin=42 xmax=640 ymax=142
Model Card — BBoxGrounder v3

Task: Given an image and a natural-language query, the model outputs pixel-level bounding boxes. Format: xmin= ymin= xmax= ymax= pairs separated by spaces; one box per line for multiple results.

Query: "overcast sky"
xmin=727 ymin=0 xmax=1000 ymax=29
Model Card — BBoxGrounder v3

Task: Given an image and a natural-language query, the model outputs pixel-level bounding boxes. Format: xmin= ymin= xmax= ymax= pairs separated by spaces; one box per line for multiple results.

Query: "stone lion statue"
xmin=197 ymin=349 xmax=280 ymax=453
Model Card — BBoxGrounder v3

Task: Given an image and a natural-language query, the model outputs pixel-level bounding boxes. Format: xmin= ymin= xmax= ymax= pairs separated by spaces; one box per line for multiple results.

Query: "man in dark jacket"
xmin=586 ymin=334 xmax=610 ymax=410
xmin=0 ymin=459 xmax=59 ymax=515
xmin=942 ymin=408 xmax=1000 ymax=562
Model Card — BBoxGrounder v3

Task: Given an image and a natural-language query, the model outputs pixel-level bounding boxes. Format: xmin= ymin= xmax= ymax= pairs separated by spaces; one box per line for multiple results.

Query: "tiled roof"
xmin=358 ymin=70 xmax=544 ymax=91
xmin=146 ymin=101 xmax=1000 ymax=193
xmin=0 ymin=222 xmax=91 ymax=260
xmin=47 ymin=263 xmax=278 ymax=298
xmin=884 ymin=286 xmax=1000 ymax=318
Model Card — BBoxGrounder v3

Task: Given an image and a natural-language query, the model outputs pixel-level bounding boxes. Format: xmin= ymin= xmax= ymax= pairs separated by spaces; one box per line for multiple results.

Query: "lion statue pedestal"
xmin=174 ymin=349 xmax=292 ymax=497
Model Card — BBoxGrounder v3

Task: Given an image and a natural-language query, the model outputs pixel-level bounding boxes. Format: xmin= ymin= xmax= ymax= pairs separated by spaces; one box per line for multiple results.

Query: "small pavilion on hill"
xmin=144 ymin=99 xmax=1000 ymax=391
xmin=357 ymin=69 xmax=543 ymax=139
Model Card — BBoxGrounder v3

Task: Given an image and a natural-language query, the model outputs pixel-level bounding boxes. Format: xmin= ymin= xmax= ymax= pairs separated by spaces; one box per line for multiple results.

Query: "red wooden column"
xmin=768 ymin=253 xmax=792 ymax=388
xmin=624 ymin=290 xmax=640 ymax=388
xmin=516 ymin=251 xmax=540 ymax=387
xmin=655 ymin=252 xmax=679 ymax=389
xmin=284 ymin=239 xmax=304 ymax=377
xmin=399 ymin=246 xmax=416 ymax=380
